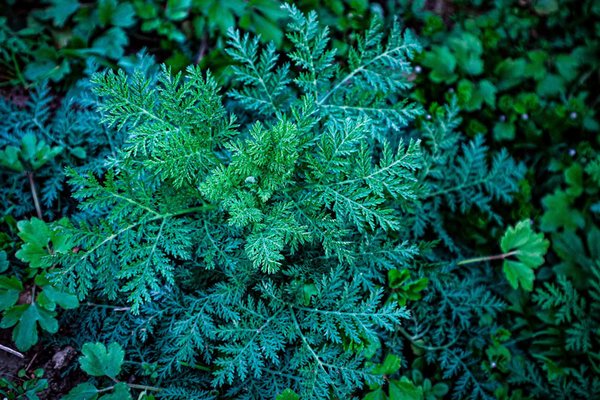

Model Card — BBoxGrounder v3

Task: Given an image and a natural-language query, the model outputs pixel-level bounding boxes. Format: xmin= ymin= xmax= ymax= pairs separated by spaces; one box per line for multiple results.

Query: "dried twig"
xmin=0 ymin=343 xmax=25 ymax=358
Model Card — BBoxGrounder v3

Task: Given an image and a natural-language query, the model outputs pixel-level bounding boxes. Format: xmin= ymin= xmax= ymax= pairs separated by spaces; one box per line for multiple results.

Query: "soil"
xmin=1 ymin=329 xmax=83 ymax=399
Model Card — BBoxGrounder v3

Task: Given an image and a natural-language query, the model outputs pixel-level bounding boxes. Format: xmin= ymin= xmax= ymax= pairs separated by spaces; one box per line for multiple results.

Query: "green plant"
xmin=0 ymin=368 xmax=48 ymax=400
xmin=64 ymin=342 xmax=159 ymax=399
xmin=0 ymin=0 xmax=141 ymax=86
xmin=0 ymin=218 xmax=79 ymax=351
xmin=47 ymin=6 xmax=527 ymax=398
xmin=0 ymin=82 xmax=119 ymax=219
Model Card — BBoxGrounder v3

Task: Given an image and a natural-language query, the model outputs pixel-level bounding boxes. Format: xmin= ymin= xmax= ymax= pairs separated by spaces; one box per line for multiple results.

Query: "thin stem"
xmin=27 ymin=171 xmax=43 ymax=220
xmin=0 ymin=343 xmax=24 ymax=358
xmin=85 ymin=302 xmax=131 ymax=311
xmin=398 ymin=326 xmax=458 ymax=351
xmin=127 ymin=383 xmax=162 ymax=392
xmin=98 ymin=383 xmax=162 ymax=394
xmin=457 ymin=250 xmax=518 ymax=266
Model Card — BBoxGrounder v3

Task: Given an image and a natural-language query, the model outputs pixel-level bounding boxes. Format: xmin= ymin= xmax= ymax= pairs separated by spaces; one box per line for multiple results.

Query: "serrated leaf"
xmin=500 ymin=220 xmax=549 ymax=290
xmin=38 ymin=285 xmax=80 ymax=310
xmin=92 ymin=27 xmax=128 ymax=59
xmin=99 ymin=0 xmax=136 ymax=28
xmin=389 ymin=377 xmax=423 ymax=400
xmin=371 ymin=354 xmax=401 ymax=375
xmin=63 ymin=383 xmax=99 ymax=400
xmin=540 ymin=190 xmax=585 ymax=231
xmin=276 ymin=389 xmax=300 ymax=400
xmin=45 ymin=0 xmax=79 ymax=27
xmin=16 ymin=218 xmax=52 ymax=268
xmin=80 ymin=342 xmax=125 ymax=379
xmin=0 ymin=146 xmax=24 ymax=171
xmin=0 ymin=303 xmax=58 ymax=351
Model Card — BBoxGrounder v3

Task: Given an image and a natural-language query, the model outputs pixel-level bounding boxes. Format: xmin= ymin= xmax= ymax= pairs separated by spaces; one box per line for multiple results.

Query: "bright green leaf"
xmin=276 ymin=388 xmax=300 ymax=400
xmin=165 ymin=0 xmax=191 ymax=20
xmin=500 ymin=220 xmax=549 ymax=290
xmin=389 ymin=377 xmax=423 ymax=400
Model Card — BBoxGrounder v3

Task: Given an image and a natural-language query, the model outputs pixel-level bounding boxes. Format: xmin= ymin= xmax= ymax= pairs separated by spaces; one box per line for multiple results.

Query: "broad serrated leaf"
xmin=63 ymin=383 xmax=99 ymax=400
xmin=500 ymin=220 xmax=549 ymax=290
xmin=79 ymin=342 xmax=125 ymax=379
xmin=0 ymin=303 xmax=58 ymax=351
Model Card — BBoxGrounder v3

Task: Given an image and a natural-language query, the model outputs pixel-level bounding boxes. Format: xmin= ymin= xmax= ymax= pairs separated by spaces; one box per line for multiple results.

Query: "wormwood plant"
xmin=53 ymin=6 xmax=523 ymax=398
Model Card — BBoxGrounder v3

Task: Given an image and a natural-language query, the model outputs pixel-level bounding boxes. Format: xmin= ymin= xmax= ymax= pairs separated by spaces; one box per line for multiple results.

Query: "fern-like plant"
xmin=52 ymin=6 xmax=524 ymax=398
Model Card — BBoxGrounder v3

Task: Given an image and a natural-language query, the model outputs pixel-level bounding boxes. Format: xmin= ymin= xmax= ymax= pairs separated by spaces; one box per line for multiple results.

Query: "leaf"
xmin=92 ymin=27 xmax=128 ymax=59
xmin=16 ymin=218 xmax=51 ymax=268
xmin=45 ymin=0 xmax=79 ymax=27
xmin=364 ymin=388 xmax=387 ymax=400
xmin=564 ymin=164 xmax=583 ymax=197
xmin=0 ymin=250 xmax=8 ymax=273
xmin=500 ymin=220 xmax=549 ymax=290
xmin=0 ymin=303 xmax=58 ymax=351
xmin=0 ymin=146 xmax=24 ymax=172
xmin=16 ymin=218 xmax=71 ymax=268
xmin=99 ymin=0 xmax=136 ymax=28
xmin=276 ymin=389 xmax=300 ymax=400
xmin=37 ymin=285 xmax=80 ymax=310
xmin=79 ymin=342 xmax=125 ymax=379
xmin=493 ymin=122 xmax=515 ymax=141
xmin=371 ymin=354 xmax=401 ymax=375
xmin=540 ymin=190 xmax=585 ymax=231
xmin=389 ymin=377 xmax=423 ymax=400
xmin=23 ymin=59 xmax=70 ymax=83
xmin=99 ymin=383 xmax=132 ymax=400
xmin=422 ymin=46 xmax=457 ymax=83
xmin=165 ymin=0 xmax=191 ymax=20
xmin=478 ymin=80 xmax=497 ymax=107
xmin=63 ymin=383 xmax=99 ymax=400
xmin=0 ymin=276 xmax=23 ymax=311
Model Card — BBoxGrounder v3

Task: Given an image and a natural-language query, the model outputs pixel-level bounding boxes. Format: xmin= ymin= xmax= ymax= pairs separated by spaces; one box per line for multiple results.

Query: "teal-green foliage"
xmin=0 ymin=1 xmax=596 ymax=399
xmin=390 ymin=1 xmax=600 ymax=398
xmin=49 ymin=7 xmax=523 ymax=398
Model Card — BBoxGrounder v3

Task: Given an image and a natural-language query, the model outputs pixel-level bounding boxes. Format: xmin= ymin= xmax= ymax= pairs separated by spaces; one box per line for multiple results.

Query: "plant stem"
xmin=398 ymin=326 xmax=458 ymax=351
xmin=85 ymin=302 xmax=131 ymax=311
xmin=457 ymin=250 xmax=518 ymax=266
xmin=27 ymin=171 xmax=43 ymax=220
xmin=99 ymin=383 xmax=162 ymax=394
xmin=127 ymin=383 xmax=162 ymax=392
xmin=0 ymin=343 xmax=24 ymax=358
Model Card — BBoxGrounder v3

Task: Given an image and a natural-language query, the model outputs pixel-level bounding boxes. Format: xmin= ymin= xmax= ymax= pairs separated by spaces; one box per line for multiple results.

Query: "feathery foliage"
xmin=49 ymin=6 xmax=524 ymax=398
